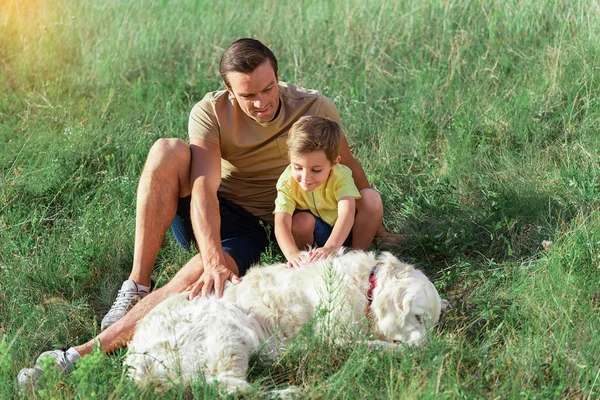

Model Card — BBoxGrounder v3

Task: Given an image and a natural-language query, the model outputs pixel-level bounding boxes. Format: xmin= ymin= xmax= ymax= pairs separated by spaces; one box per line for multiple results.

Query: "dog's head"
xmin=369 ymin=252 xmax=443 ymax=346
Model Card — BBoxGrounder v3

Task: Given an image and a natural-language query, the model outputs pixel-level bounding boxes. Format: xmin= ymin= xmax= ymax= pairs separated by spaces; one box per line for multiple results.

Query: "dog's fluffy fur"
xmin=124 ymin=250 xmax=443 ymax=391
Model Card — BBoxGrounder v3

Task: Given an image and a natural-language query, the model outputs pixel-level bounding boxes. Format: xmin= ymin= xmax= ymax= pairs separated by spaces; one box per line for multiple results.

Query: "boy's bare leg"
xmin=76 ymin=253 xmax=239 ymax=355
xmin=291 ymin=212 xmax=316 ymax=250
xmin=352 ymin=188 xmax=384 ymax=250
xmin=128 ymin=138 xmax=193 ymax=287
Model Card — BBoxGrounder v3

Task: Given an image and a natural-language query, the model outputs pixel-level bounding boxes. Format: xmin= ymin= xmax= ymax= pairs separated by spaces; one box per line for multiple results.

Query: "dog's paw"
xmin=441 ymin=299 xmax=451 ymax=311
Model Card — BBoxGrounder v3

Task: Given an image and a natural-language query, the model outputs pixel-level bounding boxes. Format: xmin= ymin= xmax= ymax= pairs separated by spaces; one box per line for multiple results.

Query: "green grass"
xmin=2 ymin=0 xmax=600 ymax=398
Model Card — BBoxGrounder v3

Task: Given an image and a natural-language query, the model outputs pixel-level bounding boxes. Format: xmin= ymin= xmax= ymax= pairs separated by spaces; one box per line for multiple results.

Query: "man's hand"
xmin=308 ymin=246 xmax=338 ymax=263
xmin=286 ymin=253 xmax=305 ymax=269
xmin=185 ymin=263 xmax=241 ymax=300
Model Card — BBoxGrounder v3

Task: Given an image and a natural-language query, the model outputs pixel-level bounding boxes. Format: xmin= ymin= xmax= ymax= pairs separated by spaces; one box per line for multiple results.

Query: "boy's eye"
xmin=312 ymin=169 xmax=322 ymax=173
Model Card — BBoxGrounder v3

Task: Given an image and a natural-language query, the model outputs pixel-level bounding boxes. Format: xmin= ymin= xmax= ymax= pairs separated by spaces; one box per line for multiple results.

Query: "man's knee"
xmin=291 ymin=212 xmax=316 ymax=236
xmin=146 ymin=138 xmax=190 ymax=170
xmin=357 ymin=188 xmax=383 ymax=214
xmin=144 ymin=138 xmax=192 ymax=194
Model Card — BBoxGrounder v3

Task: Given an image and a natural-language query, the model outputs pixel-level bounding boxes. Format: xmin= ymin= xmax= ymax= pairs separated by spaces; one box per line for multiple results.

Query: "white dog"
xmin=124 ymin=250 xmax=444 ymax=392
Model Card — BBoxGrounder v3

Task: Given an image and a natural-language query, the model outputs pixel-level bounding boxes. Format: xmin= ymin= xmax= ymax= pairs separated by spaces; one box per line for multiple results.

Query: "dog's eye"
xmin=415 ymin=314 xmax=423 ymax=324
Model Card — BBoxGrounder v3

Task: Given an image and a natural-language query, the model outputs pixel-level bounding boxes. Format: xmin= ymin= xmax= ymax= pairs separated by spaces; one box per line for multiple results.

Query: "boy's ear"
xmin=333 ymin=155 xmax=341 ymax=166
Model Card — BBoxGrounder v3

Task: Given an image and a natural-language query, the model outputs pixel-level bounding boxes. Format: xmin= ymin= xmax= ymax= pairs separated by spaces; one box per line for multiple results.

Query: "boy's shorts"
xmin=170 ymin=195 xmax=270 ymax=277
xmin=294 ymin=210 xmax=353 ymax=248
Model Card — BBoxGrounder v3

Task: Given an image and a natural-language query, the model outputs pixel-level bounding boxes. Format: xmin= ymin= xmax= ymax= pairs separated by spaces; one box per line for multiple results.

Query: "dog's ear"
xmin=376 ymin=252 xmax=415 ymax=281
xmin=393 ymin=288 xmax=414 ymax=328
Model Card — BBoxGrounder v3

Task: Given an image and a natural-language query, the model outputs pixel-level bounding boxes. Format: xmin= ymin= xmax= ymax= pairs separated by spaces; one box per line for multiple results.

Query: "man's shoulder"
xmin=188 ymin=89 xmax=232 ymax=141
xmin=192 ymin=89 xmax=230 ymax=110
xmin=279 ymin=82 xmax=321 ymax=100
xmin=279 ymin=82 xmax=339 ymax=119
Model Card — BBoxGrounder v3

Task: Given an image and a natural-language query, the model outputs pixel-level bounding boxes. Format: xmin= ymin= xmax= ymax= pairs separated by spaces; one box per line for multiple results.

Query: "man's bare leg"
xmin=374 ymin=226 xmax=406 ymax=249
xmin=127 ymin=138 xmax=193 ymax=287
xmin=16 ymin=253 xmax=238 ymax=388
xmin=352 ymin=188 xmax=383 ymax=250
xmin=76 ymin=253 xmax=239 ymax=356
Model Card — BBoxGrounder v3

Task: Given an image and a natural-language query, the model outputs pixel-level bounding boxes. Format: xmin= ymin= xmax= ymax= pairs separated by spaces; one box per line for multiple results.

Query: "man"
xmin=17 ymin=38 xmax=397 ymax=385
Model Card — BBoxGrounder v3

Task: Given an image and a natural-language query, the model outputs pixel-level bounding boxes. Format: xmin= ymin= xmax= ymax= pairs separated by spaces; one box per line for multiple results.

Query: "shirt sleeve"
xmin=273 ymin=171 xmax=297 ymax=215
xmin=274 ymin=190 xmax=297 ymax=216
xmin=188 ymin=94 xmax=220 ymax=145
xmin=317 ymin=95 xmax=345 ymax=136
xmin=334 ymin=166 xmax=362 ymax=201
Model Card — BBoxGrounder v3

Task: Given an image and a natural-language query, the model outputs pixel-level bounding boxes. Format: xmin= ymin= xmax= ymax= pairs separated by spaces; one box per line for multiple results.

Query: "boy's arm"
xmin=310 ymin=196 xmax=356 ymax=261
xmin=274 ymin=212 xmax=304 ymax=268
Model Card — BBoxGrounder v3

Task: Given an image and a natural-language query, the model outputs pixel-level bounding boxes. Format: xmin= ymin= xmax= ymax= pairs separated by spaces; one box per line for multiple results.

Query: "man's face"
xmin=225 ymin=61 xmax=280 ymax=123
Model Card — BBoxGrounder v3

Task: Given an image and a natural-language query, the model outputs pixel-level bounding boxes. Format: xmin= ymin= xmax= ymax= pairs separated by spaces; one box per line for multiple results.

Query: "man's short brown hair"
xmin=220 ymin=38 xmax=278 ymax=87
xmin=286 ymin=116 xmax=341 ymax=163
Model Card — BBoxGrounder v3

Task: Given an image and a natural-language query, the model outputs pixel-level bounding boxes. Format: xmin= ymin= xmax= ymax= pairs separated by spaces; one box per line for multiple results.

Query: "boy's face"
xmin=290 ymin=151 xmax=341 ymax=192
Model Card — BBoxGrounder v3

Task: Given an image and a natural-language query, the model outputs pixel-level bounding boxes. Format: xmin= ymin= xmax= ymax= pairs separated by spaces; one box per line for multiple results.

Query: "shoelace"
xmin=111 ymin=289 xmax=143 ymax=311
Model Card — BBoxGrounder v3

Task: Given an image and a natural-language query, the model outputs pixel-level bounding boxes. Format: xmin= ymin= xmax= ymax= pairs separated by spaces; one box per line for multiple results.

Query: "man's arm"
xmin=339 ymin=135 xmax=370 ymax=190
xmin=186 ymin=138 xmax=239 ymax=299
xmin=339 ymin=135 xmax=396 ymax=242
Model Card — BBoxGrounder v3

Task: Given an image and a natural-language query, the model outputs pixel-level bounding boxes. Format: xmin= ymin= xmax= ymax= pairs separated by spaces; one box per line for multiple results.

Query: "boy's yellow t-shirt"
xmin=188 ymin=82 xmax=345 ymax=224
xmin=273 ymin=164 xmax=362 ymax=226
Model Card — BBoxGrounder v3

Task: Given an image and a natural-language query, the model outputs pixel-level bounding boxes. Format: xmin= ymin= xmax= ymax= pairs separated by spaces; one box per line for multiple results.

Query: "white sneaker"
xmin=101 ymin=280 xmax=149 ymax=330
xmin=17 ymin=348 xmax=78 ymax=389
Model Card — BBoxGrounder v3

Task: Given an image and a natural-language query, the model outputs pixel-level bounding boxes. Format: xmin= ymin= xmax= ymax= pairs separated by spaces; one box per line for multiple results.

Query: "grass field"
xmin=1 ymin=0 xmax=600 ymax=398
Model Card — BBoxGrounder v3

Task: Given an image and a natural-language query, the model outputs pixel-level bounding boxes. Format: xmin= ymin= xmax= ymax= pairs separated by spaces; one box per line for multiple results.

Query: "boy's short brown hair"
xmin=286 ymin=116 xmax=341 ymax=163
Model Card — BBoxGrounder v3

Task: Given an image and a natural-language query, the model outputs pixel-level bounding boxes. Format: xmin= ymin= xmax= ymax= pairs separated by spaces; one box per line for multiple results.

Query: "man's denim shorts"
xmin=294 ymin=210 xmax=352 ymax=248
xmin=170 ymin=195 xmax=270 ymax=277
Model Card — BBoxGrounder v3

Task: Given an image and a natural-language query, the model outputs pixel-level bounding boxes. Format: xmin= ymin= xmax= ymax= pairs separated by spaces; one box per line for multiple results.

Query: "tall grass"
xmin=1 ymin=0 xmax=599 ymax=398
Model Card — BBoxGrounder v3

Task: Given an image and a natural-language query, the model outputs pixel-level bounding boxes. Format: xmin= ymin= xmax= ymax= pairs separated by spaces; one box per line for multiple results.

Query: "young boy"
xmin=274 ymin=116 xmax=362 ymax=268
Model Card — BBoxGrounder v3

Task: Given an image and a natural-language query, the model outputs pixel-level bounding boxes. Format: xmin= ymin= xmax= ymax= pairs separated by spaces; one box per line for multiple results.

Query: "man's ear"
xmin=224 ymin=81 xmax=233 ymax=94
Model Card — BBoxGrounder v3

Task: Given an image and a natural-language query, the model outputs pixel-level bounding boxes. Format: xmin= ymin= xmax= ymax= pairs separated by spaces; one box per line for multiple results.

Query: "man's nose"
xmin=253 ymin=94 xmax=266 ymax=109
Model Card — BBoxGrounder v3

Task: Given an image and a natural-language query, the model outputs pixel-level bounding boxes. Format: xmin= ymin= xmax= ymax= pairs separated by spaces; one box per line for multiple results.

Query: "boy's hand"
xmin=286 ymin=254 xmax=305 ymax=269
xmin=309 ymin=247 xmax=338 ymax=262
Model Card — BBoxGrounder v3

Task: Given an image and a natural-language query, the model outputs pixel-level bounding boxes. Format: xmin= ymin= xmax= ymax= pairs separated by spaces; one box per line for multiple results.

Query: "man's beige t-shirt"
xmin=188 ymin=82 xmax=345 ymax=224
